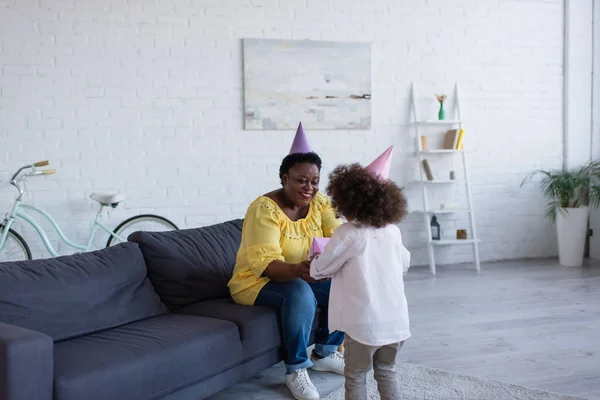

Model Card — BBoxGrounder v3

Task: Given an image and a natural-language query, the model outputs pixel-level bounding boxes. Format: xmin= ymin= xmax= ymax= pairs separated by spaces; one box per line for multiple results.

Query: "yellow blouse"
xmin=228 ymin=192 xmax=342 ymax=306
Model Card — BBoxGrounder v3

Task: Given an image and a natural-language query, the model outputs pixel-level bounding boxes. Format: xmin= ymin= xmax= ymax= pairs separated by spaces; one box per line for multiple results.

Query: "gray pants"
xmin=344 ymin=335 xmax=403 ymax=400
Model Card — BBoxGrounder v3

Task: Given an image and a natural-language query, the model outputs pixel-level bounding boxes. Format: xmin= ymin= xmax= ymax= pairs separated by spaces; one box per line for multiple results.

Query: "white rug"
xmin=322 ymin=363 xmax=586 ymax=400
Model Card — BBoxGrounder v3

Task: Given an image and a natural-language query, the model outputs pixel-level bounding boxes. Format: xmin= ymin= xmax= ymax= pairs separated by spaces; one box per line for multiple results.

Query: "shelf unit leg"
xmin=428 ymin=243 xmax=436 ymax=274
xmin=413 ymin=82 xmax=438 ymax=275
xmin=456 ymin=83 xmax=481 ymax=272
xmin=473 ymin=242 xmax=481 ymax=271
xmin=461 ymin=151 xmax=480 ymax=272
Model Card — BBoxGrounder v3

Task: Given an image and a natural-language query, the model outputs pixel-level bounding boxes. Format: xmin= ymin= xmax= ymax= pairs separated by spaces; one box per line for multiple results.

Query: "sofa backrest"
xmin=0 ymin=242 xmax=168 ymax=341
xmin=128 ymin=219 xmax=244 ymax=310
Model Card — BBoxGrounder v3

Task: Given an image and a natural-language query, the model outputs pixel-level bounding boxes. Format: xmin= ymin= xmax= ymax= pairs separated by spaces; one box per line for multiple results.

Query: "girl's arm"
xmin=397 ymin=228 xmax=411 ymax=275
xmin=310 ymin=231 xmax=364 ymax=279
xmin=401 ymin=246 xmax=411 ymax=275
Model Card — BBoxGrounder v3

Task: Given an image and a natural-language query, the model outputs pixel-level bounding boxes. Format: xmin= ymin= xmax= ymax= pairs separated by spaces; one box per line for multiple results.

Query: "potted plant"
xmin=521 ymin=161 xmax=600 ymax=266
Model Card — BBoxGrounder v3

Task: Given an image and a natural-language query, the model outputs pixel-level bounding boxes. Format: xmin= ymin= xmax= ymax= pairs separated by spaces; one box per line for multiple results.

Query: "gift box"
xmin=309 ymin=237 xmax=330 ymax=257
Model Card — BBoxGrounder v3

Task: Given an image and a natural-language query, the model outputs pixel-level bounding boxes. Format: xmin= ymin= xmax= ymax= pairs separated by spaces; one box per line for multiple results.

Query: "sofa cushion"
xmin=53 ymin=313 xmax=243 ymax=400
xmin=0 ymin=242 xmax=167 ymax=341
xmin=128 ymin=219 xmax=244 ymax=309
xmin=175 ymin=298 xmax=323 ymax=361
xmin=175 ymin=298 xmax=280 ymax=361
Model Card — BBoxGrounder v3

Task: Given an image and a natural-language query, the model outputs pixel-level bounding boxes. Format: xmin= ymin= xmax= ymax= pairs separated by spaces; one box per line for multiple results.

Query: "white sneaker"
xmin=310 ymin=351 xmax=345 ymax=375
xmin=285 ymin=368 xmax=320 ymax=400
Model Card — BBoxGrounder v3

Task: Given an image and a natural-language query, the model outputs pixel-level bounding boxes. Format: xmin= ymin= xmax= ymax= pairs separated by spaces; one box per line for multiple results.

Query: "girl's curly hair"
xmin=327 ymin=163 xmax=408 ymax=228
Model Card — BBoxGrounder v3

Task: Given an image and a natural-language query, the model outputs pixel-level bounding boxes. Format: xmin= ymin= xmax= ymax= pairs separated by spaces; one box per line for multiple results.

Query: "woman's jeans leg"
xmin=254 ymin=279 xmax=345 ymax=374
xmin=310 ymin=280 xmax=345 ymax=358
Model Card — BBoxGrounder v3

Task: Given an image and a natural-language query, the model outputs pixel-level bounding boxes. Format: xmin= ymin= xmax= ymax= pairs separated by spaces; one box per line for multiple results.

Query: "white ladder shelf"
xmin=410 ymin=82 xmax=481 ymax=274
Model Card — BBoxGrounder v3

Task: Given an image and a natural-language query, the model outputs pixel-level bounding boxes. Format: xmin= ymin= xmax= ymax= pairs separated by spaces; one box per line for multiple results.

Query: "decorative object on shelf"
xmin=243 ymin=38 xmax=372 ymax=130
xmin=430 ymin=216 xmax=441 ymax=240
xmin=521 ymin=160 xmax=600 ymax=267
xmin=457 ymin=229 xmax=467 ymax=240
xmin=440 ymin=203 xmax=461 ymax=210
xmin=449 ymin=171 xmax=456 ymax=180
xmin=435 ymin=93 xmax=447 ymax=120
xmin=422 ymin=160 xmax=434 ymax=181
xmin=421 ymin=136 xmax=428 ymax=151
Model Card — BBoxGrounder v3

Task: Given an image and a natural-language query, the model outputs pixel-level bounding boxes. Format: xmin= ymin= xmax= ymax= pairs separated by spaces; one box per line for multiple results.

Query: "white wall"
xmin=0 ymin=0 xmax=564 ymax=264
xmin=564 ymin=0 xmax=599 ymax=260
xmin=591 ymin=0 xmax=600 ymax=259
xmin=564 ymin=0 xmax=593 ymax=170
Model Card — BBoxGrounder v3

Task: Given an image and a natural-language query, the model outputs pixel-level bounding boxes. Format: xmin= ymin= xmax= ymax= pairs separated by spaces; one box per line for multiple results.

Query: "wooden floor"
xmin=210 ymin=259 xmax=600 ymax=400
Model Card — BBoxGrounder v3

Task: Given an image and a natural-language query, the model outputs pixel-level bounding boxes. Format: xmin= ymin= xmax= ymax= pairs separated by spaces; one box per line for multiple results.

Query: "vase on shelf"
xmin=435 ymin=93 xmax=447 ymax=120
xmin=438 ymin=102 xmax=445 ymax=120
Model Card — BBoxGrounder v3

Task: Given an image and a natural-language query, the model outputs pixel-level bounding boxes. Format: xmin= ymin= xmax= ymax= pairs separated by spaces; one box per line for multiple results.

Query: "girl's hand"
xmin=308 ymin=253 xmax=321 ymax=263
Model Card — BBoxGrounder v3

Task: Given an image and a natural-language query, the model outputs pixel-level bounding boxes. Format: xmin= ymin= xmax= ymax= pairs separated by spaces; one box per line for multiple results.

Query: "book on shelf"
xmin=443 ymin=129 xmax=458 ymax=149
xmin=422 ymin=160 xmax=434 ymax=180
xmin=455 ymin=129 xmax=464 ymax=150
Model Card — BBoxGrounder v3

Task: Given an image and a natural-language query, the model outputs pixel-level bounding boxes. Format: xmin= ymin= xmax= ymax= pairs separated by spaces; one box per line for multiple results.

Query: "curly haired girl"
xmin=309 ymin=162 xmax=411 ymax=400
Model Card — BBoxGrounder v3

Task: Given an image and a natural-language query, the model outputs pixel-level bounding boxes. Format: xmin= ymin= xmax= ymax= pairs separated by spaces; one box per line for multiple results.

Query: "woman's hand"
xmin=263 ymin=259 xmax=329 ymax=283
xmin=264 ymin=260 xmax=310 ymax=282
xmin=301 ymin=253 xmax=329 ymax=283
xmin=301 ymin=272 xmax=330 ymax=284
xmin=293 ymin=260 xmax=311 ymax=279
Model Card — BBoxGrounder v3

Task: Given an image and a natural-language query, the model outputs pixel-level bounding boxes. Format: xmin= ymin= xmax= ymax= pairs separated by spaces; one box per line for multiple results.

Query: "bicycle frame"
xmin=0 ymin=199 xmax=126 ymax=257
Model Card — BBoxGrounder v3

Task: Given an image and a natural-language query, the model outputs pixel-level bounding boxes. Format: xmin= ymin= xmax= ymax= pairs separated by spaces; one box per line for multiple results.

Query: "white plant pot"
xmin=556 ymin=206 xmax=589 ymax=267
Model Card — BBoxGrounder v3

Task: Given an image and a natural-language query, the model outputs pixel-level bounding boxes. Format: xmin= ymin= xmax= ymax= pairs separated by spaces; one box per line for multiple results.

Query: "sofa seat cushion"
xmin=53 ymin=314 xmax=242 ymax=400
xmin=128 ymin=219 xmax=244 ymax=309
xmin=0 ymin=242 xmax=167 ymax=341
xmin=175 ymin=298 xmax=322 ymax=361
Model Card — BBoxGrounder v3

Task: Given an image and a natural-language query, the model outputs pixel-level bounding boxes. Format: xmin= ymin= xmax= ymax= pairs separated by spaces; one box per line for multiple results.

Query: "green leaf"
xmin=544 ymin=201 xmax=564 ymax=222
xmin=521 ymin=161 xmax=600 ymax=222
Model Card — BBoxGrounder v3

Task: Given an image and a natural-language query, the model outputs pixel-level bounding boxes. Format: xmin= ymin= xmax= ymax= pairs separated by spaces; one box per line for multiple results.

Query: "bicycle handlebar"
xmin=8 ymin=162 xmax=57 ymax=199
xmin=9 ymin=161 xmax=56 ymax=185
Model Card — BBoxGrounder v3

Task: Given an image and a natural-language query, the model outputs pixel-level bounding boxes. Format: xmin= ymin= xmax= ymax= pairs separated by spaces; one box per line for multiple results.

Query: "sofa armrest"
xmin=0 ymin=321 xmax=53 ymax=400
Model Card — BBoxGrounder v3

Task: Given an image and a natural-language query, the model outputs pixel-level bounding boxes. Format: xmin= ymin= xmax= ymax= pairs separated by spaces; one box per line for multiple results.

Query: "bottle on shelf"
xmin=430 ymin=216 xmax=441 ymax=240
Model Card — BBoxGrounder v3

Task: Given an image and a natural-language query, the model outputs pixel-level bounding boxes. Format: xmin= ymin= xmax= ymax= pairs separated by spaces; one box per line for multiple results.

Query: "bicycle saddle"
xmin=90 ymin=193 xmax=125 ymax=206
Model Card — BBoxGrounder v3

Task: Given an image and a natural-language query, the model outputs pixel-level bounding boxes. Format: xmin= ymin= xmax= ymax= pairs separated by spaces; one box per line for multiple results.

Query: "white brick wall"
xmin=592 ymin=0 xmax=600 ymax=260
xmin=0 ymin=0 xmax=564 ymax=265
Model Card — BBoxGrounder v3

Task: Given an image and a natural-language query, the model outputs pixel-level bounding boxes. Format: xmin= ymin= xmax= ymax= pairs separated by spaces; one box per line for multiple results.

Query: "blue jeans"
xmin=255 ymin=279 xmax=345 ymax=374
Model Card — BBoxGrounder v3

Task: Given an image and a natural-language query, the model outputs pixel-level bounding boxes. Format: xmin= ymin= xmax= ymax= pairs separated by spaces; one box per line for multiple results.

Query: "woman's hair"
xmin=327 ymin=163 xmax=408 ymax=228
xmin=279 ymin=152 xmax=322 ymax=185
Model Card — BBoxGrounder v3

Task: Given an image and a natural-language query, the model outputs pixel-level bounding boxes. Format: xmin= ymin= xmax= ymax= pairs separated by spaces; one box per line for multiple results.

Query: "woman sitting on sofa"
xmin=228 ymin=125 xmax=344 ymax=400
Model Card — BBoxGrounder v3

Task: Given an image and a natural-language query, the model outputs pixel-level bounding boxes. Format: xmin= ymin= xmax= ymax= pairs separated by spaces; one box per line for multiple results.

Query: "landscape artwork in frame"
xmin=243 ymin=38 xmax=372 ymax=130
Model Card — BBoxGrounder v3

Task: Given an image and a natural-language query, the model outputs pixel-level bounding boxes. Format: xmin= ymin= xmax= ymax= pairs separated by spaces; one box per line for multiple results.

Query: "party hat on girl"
xmin=289 ymin=122 xmax=311 ymax=154
xmin=366 ymin=146 xmax=393 ymax=180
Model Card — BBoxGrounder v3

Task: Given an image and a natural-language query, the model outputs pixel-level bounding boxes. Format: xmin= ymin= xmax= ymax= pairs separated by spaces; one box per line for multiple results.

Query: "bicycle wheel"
xmin=0 ymin=226 xmax=32 ymax=261
xmin=106 ymin=214 xmax=179 ymax=247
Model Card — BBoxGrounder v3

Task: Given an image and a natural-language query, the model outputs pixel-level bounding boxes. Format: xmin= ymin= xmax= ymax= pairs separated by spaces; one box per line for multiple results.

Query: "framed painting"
xmin=243 ymin=38 xmax=372 ymax=130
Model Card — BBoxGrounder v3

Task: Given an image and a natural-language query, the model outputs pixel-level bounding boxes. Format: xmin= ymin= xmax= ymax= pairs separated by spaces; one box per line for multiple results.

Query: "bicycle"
xmin=0 ymin=160 xmax=179 ymax=262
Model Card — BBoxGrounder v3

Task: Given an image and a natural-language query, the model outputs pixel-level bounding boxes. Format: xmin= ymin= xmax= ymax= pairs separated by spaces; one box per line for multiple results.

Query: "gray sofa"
xmin=0 ymin=219 xmax=324 ymax=400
